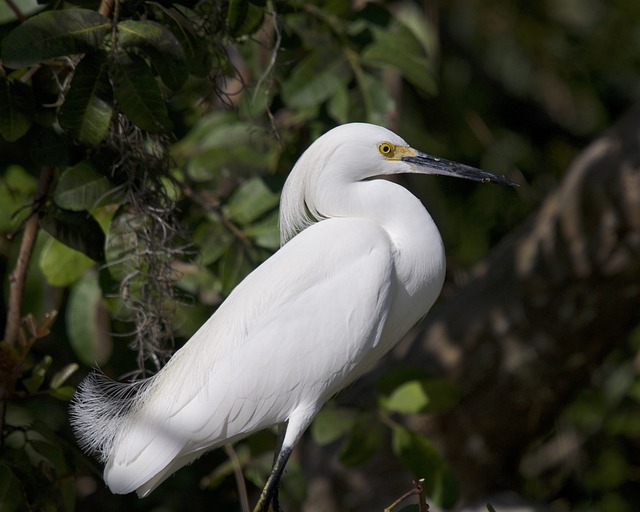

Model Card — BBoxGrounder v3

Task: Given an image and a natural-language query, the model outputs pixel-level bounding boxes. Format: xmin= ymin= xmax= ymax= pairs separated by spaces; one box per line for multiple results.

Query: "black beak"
xmin=402 ymin=151 xmax=518 ymax=187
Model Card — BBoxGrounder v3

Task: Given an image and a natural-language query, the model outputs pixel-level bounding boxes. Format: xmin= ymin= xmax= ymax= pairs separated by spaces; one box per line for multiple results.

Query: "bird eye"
xmin=378 ymin=142 xmax=395 ymax=156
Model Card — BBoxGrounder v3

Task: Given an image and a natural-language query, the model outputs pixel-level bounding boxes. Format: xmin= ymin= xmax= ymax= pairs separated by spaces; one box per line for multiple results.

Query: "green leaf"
xmin=227 ymin=0 xmax=265 ymax=37
xmin=224 ymin=177 xmax=280 ymax=225
xmin=150 ymin=4 xmax=211 ymax=77
xmin=40 ymin=206 xmax=105 ymax=261
xmin=0 ymin=74 xmax=33 ymax=142
xmin=380 ymin=378 xmax=460 ymax=415
xmin=39 ymin=235 xmax=94 ymax=287
xmin=311 ymin=407 xmax=356 ymax=446
xmin=361 ymin=23 xmax=437 ymax=95
xmin=48 ymin=386 xmax=76 ymax=401
xmin=22 ymin=355 xmax=52 ymax=393
xmin=243 ymin=210 xmax=280 ymax=250
xmin=118 ymin=20 xmax=187 ymax=90
xmin=50 ymin=363 xmax=79 ymax=389
xmin=219 ymin=243 xmax=255 ymax=296
xmin=173 ymin=114 xmax=276 ymax=181
xmin=327 ymin=84 xmax=349 ymax=124
xmin=53 ymin=160 xmax=112 ymax=211
xmin=380 ymin=380 xmax=431 ymax=415
xmin=281 ymin=51 xmax=351 ymax=109
xmin=419 ymin=378 xmax=461 ymax=413
xmin=392 ymin=426 xmax=458 ymax=507
xmin=116 ymin=20 xmax=188 ymax=90
xmin=339 ymin=413 xmax=385 ymax=467
xmin=1 ymin=9 xmax=110 ymax=68
xmin=0 ymin=0 xmax=42 ymax=24
xmin=59 ymin=53 xmax=113 ymax=146
xmin=193 ymin=217 xmax=234 ymax=266
xmin=110 ymin=51 xmax=172 ymax=133
xmin=66 ymin=271 xmax=112 ymax=366
xmin=0 ymin=464 xmax=26 ymax=512
xmin=0 ymin=165 xmax=36 ymax=232
xmin=104 ymin=208 xmax=141 ymax=281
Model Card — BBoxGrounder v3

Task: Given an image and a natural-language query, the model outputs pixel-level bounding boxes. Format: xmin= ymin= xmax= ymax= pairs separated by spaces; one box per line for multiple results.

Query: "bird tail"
xmin=69 ymin=371 xmax=149 ymax=462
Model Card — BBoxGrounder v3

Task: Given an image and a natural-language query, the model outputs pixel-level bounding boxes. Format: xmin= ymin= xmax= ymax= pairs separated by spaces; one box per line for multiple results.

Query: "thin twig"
xmin=98 ymin=0 xmax=115 ymax=17
xmin=5 ymin=0 xmax=26 ymax=22
xmin=224 ymin=444 xmax=250 ymax=512
xmin=4 ymin=166 xmax=54 ymax=348
xmin=384 ymin=478 xmax=429 ymax=512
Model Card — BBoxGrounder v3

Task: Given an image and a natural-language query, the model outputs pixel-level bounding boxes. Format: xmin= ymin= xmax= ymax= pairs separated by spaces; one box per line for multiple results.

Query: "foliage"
xmin=0 ymin=0 xmax=639 ymax=511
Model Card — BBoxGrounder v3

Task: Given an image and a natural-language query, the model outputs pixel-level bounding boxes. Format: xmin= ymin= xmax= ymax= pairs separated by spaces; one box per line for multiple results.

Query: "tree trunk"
xmin=301 ymin=105 xmax=640 ymax=510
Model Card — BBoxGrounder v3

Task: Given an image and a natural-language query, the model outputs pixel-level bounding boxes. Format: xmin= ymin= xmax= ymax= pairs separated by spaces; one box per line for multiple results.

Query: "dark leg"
xmin=252 ymin=445 xmax=292 ymax=512
xmin=271 ymin=424 xmax=286 ymax=510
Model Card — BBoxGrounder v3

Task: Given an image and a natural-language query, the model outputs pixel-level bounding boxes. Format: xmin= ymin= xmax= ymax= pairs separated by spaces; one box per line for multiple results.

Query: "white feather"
xmin=70 ymin=122 xmax=456 ymax=497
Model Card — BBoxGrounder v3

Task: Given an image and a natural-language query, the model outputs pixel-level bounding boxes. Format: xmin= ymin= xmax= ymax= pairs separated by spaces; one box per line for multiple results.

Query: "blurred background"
xmin=1 ymin=0 xmax=639 ymax=511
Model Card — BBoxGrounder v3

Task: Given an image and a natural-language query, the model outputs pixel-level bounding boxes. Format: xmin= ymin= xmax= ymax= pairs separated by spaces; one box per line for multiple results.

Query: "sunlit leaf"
xmin=110 ymin=51 xmax=172 ymax=133
xmin=66 ymin=271 xmax=112 ymax=366
xmin=380 ymin=378 xmax=460 ymax=415
xmin=224 ymin=177 xmax=280 ymax=225
xmin=1 ymin=9 xmax=110 ymax=68
xmin=39 ymin=236 xmax=94 ymax=287
xmin=380 ymin=380 xmax=431 ymax=414
xmin=116 ymin=20 xmax=187 ymax=90
xmin=47 ymin=386 xmax=76 ymax=402
xmin=53 ymin=160 xmax=112 ymax=211
xmin=22 ymin=355 xmax=52 ymax=393
xmin=0 ymin=165 xmax=36 ymax=232
xmin=50 ymin=363 xmax=79 ymax=389
xmin=59 ymin=53 xmax=113 ymax=146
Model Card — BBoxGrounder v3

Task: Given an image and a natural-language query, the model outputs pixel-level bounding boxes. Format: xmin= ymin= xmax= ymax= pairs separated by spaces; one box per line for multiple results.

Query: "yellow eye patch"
xmin=378 ymin=143 xmax=417 ymax=160
xmin=378 ymin=142 xmax=395 ymax=156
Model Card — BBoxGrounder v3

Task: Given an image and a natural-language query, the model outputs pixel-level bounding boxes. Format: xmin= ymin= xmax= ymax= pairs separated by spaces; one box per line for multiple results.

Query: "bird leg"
xmin=252 ymin=444 xmax=292 ymax=512
xmin=270 ymin=424 xmax=287 ymax=510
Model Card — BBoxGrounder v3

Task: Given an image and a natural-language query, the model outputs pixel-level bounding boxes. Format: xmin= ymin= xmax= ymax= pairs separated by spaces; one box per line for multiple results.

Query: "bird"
xmin=70 ymin=122 xmax=517 ymax=511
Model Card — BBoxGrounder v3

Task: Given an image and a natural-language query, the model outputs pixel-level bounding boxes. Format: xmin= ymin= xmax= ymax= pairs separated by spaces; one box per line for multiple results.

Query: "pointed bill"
xmin=402 ymin=150 xmax=518 ymax=187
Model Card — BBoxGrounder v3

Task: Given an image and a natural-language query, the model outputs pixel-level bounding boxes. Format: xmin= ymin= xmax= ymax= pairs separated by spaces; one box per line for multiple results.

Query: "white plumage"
xmin=70 ymin=123 xmax=515 ymax=509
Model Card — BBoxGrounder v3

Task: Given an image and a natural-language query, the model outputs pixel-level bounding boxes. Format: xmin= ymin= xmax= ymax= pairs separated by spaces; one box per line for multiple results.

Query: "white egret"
xmin=70 ymin=123 xmax=516 ymax=511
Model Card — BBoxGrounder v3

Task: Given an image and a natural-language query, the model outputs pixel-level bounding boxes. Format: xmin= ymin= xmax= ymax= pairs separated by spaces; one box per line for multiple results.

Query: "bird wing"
xmin=105 ymin=217 xmax=398 ymax=494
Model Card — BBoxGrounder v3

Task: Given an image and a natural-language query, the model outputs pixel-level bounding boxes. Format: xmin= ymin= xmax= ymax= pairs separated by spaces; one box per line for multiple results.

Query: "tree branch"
xmin=4 ymin=166 xmax=54 ymax=348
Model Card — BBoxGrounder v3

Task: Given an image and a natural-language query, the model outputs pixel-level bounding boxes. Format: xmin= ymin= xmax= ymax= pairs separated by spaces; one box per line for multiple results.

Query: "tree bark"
xmin=301 ymin=105 xmax=640 ymax=510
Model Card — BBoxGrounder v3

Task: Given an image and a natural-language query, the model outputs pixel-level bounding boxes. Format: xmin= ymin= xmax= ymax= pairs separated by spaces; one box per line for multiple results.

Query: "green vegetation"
xmin=1 ymin=1 xmax=639 ymax=511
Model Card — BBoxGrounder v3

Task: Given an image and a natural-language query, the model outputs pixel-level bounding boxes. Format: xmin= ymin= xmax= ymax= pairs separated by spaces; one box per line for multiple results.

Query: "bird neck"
xmin=347 ymin=179 xmax=445 ymax=297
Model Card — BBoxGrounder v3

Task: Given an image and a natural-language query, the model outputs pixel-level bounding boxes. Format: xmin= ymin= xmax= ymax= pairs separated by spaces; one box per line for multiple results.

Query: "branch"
xmin=5 ymin=0 xmax=26 ymax=22
xmin=4 ymin=166 xmax=54 ymax=347
xmin=98 ymin=0 xmax=115 ymax=17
